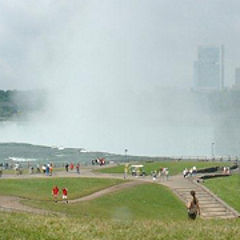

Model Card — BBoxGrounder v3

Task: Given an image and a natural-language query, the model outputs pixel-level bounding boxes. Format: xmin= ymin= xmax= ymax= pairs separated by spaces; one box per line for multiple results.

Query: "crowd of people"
xmin=123 ymin=164 xmax=169 ymax=181
xmin=0 ymin=162 xmax=83 ymax=177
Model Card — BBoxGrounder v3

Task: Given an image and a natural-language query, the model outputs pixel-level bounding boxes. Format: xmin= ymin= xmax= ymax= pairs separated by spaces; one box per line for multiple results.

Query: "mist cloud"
xmin=0 ymin=0 xmax=239 ymax=156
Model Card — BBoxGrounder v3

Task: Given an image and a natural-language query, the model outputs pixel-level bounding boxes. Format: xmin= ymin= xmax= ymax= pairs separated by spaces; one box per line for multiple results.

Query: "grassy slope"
xmin=25 ymin=183 xmax=186 ymax=221
xmin=204 ymin=174 xmax=240 ymax=212
xmin=0 ymin=211 xmax=240 ymax=240
xmin=98 ymin=161 xmax=232 ymax=175
xmin=0 ymin=177 xmax=123 ymax=200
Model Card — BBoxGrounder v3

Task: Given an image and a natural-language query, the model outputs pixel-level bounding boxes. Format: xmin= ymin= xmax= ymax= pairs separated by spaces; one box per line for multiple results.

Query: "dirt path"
xmin=69 ymin=180 xmax=144 ymax=203
xmin=0 ymin=195 xmax=51 ymax=215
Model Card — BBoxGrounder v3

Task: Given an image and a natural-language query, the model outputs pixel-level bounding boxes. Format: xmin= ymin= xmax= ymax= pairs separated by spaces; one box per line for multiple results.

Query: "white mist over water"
xmin=1 ymin=0 xmax=237 ymax=156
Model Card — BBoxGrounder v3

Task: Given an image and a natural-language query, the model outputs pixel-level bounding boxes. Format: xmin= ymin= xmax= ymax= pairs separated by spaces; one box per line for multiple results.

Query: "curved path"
xmin=0 ymin=196 xmax=53 ymax=215
xmin=0 ymin=170 xmax=145 ymax=214
xmin=69 ymin=180 xmax=144 ymax=203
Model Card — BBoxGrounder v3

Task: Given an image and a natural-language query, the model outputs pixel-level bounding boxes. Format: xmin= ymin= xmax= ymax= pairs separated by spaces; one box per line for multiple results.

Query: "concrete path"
xmin=160 ymin=175 xmax=240 ymax=219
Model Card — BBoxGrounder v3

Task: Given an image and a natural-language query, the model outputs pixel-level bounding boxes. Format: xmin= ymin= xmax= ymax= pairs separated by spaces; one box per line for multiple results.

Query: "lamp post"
xmin=211 ymin=142 xmax=215 ymax=161
xmin=124 ymin=149 xmax=128 ymax=162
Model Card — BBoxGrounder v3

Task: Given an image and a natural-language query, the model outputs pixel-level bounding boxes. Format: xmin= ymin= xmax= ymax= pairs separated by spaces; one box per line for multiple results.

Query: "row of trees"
xmin=0 ymin=89 xmax=46 ymax=120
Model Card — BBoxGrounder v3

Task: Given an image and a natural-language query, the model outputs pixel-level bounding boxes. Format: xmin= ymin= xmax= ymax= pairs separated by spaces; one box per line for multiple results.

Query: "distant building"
xmin=233 ymin=68 xmax=240 ymax=89
xmin=193 ymin=45 xmax=224 ymax=91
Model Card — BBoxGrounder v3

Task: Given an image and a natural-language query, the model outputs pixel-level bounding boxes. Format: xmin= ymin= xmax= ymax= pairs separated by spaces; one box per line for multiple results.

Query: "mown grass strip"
xmin=0 ymin=211 xmax=240 ymax=240
xmin=204 ymin=174 xmax=240 ymax=212
xmin=24 ymin=183 xmax=187 ymax=221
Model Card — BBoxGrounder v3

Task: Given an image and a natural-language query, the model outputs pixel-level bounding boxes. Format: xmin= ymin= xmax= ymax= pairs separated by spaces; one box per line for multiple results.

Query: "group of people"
xmin=28 ymin=163 xmax=54 ymax=176
xmin=64 ymin=163 xmax=80 ymax=174
xmin=151 ymin=168 xmax=169 ymax=181
xmin=183 ymin=166 xmax=197 ymax=178
xmin=223 ymin=166 xmax=230 ymax=174
xmin=91 ymin=158 xmax=106 ymax=166
xmin=41 ymin=163 xmax=54 ymax=176
xmin=52 ymin=185 xmax=68 ymax=203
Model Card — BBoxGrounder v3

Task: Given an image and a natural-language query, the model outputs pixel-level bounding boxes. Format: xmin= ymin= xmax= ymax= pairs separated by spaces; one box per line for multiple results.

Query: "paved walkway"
xmin=160 ymin=174 xmax=240 ymax=219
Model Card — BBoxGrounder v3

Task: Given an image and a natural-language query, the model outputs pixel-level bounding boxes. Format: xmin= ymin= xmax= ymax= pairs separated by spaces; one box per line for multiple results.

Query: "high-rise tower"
xmin=194 ymin=45 xmax=224 ymax=91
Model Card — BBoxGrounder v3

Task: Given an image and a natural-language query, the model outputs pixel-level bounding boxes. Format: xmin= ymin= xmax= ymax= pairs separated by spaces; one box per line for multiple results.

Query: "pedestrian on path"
xmin=62 ymin=187 xmax=68 ymax=203
xmin=187 ymin=190 xmax=200 ymax=220
xmin=52 ymin=185 xmax=59 ymax=203
xmin=65 ymin=163 xmax=69 ymax=172
xmin=76 ymin=163 xmax=80 ymax=174
xmin=0 ymin=164 xmax=3 ymax=177
xmin=124 ymin=164 xmax=129 ymax=179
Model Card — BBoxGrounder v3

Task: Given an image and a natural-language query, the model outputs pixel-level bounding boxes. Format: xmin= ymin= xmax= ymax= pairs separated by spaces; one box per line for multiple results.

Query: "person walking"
xmin=52 ymin=185 xmax=59 ymax=203
xmin=0 ymin=164 xmax=3 ymax=177
xmin=187 ymin=190 xmax=200 ymax=220
xmin=65 ymin=163 xmax=69 ymax=172
xmin=49 ymin=163 xmax=53 ymax=176
xmin=124 ymin=164 xmax=128 ymax=179
xmin=62 ymin=187 xmax=68 ymax=203
xmin=76 ymin=163 xmax=80 ymax=174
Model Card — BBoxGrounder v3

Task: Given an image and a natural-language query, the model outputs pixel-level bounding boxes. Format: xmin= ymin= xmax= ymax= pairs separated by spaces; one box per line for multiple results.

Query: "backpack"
xmin=188 ymin=201 xmax=198 ymax=214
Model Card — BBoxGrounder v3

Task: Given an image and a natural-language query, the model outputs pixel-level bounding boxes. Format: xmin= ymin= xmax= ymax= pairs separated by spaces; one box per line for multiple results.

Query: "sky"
xmin=0 ymin=0 xmax=240 ymax=156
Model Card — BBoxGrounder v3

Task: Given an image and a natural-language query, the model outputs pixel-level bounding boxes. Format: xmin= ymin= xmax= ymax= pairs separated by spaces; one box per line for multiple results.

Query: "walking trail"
xmin=0 ymin=167 xmax=239 ymax=219
xmin=0 ymin=169 xmax=145 ymax=215
xmin=160 ymin=174 xmax=240 ymax=219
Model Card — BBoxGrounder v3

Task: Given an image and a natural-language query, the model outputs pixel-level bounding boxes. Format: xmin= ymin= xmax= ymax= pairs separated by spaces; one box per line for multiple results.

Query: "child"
xmin=62 ymin=187 xmax=68 ymax=203
xmin=52 ymin=185 xmax=59 ymax=203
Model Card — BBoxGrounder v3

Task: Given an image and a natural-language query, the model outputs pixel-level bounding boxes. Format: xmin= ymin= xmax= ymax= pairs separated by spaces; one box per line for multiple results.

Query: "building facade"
xmin=194 ymin=45 xmax=224 ymax=91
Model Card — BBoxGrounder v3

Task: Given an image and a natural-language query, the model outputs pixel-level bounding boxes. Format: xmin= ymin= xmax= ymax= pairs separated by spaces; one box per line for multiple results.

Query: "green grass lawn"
xmin=1 ymin=175 xmax=240 ymax=239
xmin=0 ymin=177 xmax=124 ymax=200
xmin=204 ymin=174 xmax=240 ymax=212
xmin=24 ymin=183 xmax=186 ymax=221
xmin=98 ymin=161 xmax=232 ymax=176
xmin=1 ymin=211 xmax=240 ymax=240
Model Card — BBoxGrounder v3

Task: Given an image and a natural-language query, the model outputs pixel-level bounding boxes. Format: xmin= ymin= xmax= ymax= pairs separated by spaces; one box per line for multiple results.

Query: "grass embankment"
xmin=25 ymin=183 xmax=186 ymax=221
xmin=99 ymin=161 xmax=232 ymax=175
xmin=0 ymin=177 xmax=123 ymax=200
xmin=204 ymin=174 xmax=240 ymax=212
xmin=1 ymin=211 xmax=240 ymax=240
xmin=0 ymin=177 xmax=186 ymax=220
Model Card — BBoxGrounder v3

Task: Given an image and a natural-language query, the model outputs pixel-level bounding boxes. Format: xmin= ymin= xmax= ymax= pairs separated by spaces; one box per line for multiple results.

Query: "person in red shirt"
xmin=52 ymin=185 xmax=59 ymax=203
xmin=62 ymin=187 xmax=68 ymax=203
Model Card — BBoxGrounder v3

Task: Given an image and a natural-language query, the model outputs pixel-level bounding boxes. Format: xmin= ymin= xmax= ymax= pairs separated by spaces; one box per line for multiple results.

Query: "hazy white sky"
xmin=0 ymin=0 xmax=239 ymax=156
